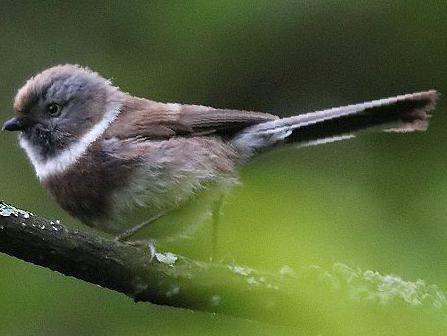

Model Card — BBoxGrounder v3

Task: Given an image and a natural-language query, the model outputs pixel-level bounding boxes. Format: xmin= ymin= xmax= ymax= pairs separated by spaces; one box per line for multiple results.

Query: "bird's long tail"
xmin=232 ymin=90 xmax=439 ymax=156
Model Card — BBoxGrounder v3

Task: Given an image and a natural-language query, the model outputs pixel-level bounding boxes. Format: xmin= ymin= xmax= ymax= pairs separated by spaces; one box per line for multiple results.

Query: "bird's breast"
xmin=41 ymin=144 xmax=140 ymax=232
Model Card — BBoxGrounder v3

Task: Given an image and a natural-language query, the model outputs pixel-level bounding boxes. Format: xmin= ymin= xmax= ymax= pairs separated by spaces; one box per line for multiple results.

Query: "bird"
xmin=2 ymin=64 xmax=439 ymax=241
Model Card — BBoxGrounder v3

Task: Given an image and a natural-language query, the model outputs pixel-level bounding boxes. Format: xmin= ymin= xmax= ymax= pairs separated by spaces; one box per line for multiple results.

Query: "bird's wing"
xmin=105 ymin=97 xmax=278 ymax=140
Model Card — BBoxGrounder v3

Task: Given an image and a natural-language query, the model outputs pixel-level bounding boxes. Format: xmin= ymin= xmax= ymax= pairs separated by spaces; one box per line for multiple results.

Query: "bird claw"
xmin=118 ymin=238 xmax=157 ymax=261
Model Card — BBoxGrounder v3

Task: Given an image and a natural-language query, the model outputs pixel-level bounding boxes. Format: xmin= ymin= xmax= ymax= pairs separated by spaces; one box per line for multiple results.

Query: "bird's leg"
xmin=114 ymin=210 xmax=171 ymax=242
xmin=115 ymin=211 xmax=175 ymax=260
xmin=211 ymin=195 xmax=224 ymax=262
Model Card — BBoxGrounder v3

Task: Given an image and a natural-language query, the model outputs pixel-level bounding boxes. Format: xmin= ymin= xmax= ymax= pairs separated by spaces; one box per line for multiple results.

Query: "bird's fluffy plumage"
xmin=5 ymin=64 xmax=439 ymax=233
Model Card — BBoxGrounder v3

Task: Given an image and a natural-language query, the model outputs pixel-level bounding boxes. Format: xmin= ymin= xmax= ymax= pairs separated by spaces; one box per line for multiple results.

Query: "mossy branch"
xmin=0 ymin=201 xmax=297 ymax=324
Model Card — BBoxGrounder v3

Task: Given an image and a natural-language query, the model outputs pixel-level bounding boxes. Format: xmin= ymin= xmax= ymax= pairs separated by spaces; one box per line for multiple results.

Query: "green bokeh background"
xmin=1 ymin=1 xmax=447 ymax=335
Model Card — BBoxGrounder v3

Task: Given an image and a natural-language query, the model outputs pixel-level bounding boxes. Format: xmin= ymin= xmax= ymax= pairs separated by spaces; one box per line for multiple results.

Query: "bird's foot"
xmin=116 ymin=237 xmax=157 ymax=261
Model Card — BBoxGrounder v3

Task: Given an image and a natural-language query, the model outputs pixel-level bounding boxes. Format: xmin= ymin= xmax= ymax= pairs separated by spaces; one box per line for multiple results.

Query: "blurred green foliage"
xmin=1 ymin=1 xmax=447 ymax=335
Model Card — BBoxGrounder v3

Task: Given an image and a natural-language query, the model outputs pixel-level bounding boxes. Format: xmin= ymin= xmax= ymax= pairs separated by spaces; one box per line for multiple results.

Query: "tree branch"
xmin=0 ymin=201 xmax=297 ymax=324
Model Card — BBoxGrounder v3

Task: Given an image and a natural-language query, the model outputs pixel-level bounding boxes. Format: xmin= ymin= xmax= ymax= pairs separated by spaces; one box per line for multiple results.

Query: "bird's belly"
xmin=116 ymin=181 xmax=233 ymax=241
xmin=104 ymin=162 xmax=238 ymax=235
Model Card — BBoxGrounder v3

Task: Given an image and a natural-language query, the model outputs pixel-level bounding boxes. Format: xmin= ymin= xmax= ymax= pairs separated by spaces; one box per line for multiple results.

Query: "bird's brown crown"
xmin=14 ymin=64 xmax=111 ymax=115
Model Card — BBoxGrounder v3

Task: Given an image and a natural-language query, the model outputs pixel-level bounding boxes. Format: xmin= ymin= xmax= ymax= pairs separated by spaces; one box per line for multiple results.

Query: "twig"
xmin=0 ymin=201 xmax=296 ymax=324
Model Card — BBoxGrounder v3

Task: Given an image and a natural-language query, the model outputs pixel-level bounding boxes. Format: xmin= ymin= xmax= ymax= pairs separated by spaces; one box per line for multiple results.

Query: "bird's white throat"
xmin=19 ymin=103 xmax=122 ymax=180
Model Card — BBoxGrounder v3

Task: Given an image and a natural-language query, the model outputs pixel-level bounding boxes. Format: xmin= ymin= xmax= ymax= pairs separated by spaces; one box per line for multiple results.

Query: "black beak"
xmin=2 ymin=117 xmax=28 ymax=131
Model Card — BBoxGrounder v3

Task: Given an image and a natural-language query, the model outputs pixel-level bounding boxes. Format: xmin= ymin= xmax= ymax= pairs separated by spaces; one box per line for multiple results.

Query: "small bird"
xmin=2 ymin=64 xmax=439 ymax=239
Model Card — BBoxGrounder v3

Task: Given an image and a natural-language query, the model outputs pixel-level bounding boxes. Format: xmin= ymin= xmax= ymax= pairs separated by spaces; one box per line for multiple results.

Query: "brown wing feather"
xmin=105 ymin=95 xmax=278 ymax=140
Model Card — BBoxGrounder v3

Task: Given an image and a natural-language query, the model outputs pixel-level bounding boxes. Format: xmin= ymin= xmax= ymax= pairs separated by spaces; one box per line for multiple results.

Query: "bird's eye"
xmin=47 ymin=103 xmax=62 ymax=117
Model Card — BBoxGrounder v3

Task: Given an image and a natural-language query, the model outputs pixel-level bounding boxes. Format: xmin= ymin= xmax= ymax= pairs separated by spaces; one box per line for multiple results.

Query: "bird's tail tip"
xmin=386 ymin=89 xmax=439 ymax=133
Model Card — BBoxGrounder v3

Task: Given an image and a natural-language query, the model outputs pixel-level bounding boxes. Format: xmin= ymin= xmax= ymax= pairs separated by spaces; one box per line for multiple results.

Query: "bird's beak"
xmin=2 ymin=117 xmax=29 ymax=132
